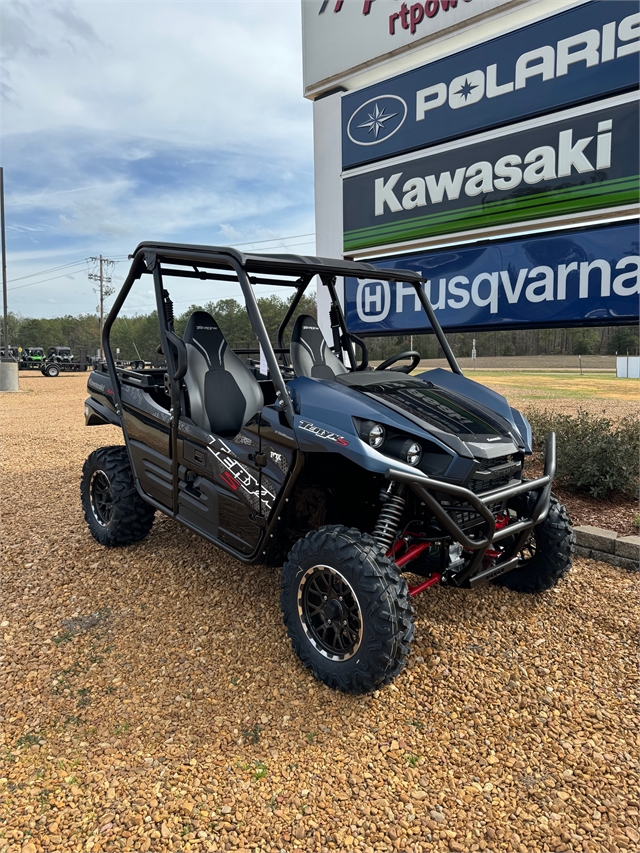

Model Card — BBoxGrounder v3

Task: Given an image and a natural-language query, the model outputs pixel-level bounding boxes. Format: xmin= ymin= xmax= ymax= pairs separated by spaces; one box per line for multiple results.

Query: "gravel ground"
xmin=1 ymin=374 xmax=638 ymax=853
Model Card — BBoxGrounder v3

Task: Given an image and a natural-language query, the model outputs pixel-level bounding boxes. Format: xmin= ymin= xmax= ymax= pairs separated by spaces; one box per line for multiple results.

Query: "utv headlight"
xmin=368 ymin=423 xmax=385 ymax=449
xmin=383 ymin=436 xmax=423 ymax=467
xmin=406 ymin=442 xmax=422 ymax=467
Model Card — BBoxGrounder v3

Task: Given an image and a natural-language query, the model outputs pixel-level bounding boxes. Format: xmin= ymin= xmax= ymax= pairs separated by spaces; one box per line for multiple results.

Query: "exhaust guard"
xmin=386 ymin=432 xmax=556 ymax=589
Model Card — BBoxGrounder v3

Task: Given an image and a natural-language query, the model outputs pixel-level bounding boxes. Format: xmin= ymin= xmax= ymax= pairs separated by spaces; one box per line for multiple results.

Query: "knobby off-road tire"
xmin=281 ymin=525 xmax=414 ymax=694
xmin=494 ymin=493 xmax=574 ymax=593
xmin=81 ymin=446 xmax=155 ymax=547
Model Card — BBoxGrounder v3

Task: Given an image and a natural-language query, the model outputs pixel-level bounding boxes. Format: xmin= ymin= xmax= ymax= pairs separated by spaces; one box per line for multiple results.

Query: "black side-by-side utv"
xmin=41 ymin=347 xmax=89 ymax=376
xmin=80 ymin=243 xmax=574 ymax=693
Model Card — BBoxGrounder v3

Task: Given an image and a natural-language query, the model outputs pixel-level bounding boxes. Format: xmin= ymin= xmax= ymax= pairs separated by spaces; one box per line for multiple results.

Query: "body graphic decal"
xmin=207 ymin=436 xmax=276 ymax=513
xmin=298 ymin=420 xmax=350 ymax=447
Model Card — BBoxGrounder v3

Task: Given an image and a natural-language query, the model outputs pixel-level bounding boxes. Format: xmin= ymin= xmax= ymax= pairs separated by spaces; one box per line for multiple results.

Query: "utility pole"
xmin=89 ymin=255 xmax=116 ymax=360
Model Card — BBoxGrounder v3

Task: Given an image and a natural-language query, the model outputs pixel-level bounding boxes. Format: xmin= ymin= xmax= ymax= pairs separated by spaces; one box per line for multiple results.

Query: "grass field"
xmin=417 ymin=368 xmax=639 ymax=420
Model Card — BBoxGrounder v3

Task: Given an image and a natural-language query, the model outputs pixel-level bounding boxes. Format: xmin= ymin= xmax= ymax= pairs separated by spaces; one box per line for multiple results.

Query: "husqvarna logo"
xmin=356 ymin=279 xmax=391 ymax=323
xmin=347 ymin=96 xmax=407 ymax=146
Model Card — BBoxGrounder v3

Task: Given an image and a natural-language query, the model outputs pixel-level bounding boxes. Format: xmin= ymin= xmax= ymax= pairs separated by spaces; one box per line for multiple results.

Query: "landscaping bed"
xmin=1 ymin=374 xmax=638 ymax=853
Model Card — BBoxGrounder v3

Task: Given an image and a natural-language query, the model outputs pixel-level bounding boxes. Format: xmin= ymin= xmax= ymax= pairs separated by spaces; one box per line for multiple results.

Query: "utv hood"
xmin=335 ymin=372 xmax=524 ymax=459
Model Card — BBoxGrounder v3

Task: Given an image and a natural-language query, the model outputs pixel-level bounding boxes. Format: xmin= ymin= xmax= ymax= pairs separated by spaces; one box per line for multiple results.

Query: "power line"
xmin=232 ymin=232 xmax=315 ymax=248
xmin=9 ymin=270 xmax=89 ymax=291
xmin=7 ymin=258 xmax=90 ymax=283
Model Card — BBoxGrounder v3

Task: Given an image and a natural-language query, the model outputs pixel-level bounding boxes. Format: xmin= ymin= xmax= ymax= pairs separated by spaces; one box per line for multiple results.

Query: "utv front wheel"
xmin=281 ymin=526 xmax=414 ymax=694
xmin=81 ymin=446 xmax=155 ymax=546
xmin=494 ymin=493 xmax=574 ymax=593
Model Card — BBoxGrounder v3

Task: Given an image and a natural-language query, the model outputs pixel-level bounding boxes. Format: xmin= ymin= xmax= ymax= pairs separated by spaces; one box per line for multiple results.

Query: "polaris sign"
xmin=341 ymin=1 xmax=640 ymax=169
xmin=343 ymin=94 xmax=639 ymax=252
xmin=344 ymin=221 xmax=640 ymax=334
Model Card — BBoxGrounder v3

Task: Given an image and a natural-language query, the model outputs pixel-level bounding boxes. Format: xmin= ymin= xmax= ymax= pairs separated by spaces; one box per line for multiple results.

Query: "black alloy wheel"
xmin=298 ymin=564 xmax=362 ymax=661
xmin=90 ymin=470 xmax=114 ymax=527
xmin=281 ymin=525 xmax=414 ymax=693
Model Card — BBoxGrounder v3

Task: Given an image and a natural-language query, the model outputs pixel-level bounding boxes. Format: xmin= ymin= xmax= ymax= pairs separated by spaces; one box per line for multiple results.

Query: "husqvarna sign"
xmin=341 ymin=1 xmax=640 ymax=169
xmin=344 ymin=221 xmax=639 ymax=334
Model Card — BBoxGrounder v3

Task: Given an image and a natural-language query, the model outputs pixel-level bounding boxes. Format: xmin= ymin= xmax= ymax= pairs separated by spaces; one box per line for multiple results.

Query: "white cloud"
xmin=2 ymin=0 xmax=316 ymax=318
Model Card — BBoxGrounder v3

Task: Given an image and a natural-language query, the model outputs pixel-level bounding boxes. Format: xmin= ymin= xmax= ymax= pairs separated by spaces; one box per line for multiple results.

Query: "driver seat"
xmin=290 ymin=314 xmax=348 ymax=380
xmin=183 ymin=310 xmax=263 ymax=436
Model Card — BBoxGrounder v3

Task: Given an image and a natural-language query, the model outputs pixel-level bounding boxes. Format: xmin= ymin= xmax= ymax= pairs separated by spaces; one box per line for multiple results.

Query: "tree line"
xmin=2 ymin=295 xmax=637 ymax=362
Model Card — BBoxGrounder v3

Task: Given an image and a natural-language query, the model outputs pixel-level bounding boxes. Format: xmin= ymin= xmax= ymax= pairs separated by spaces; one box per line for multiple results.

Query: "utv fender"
xmin=85 ymin=397 xmax=120 ymax=427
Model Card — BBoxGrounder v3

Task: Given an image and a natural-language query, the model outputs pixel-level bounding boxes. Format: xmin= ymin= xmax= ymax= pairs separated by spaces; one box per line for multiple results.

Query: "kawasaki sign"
xmin=344 ymin=220 xmax=639 ymax=334
xmin=343 ymin=94 xmax=638 ymax=252
xmin=341 ymin=0 xmax=640 ymax=169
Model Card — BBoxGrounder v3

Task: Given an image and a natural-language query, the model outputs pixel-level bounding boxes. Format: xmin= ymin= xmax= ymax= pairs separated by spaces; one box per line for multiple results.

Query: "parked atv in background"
xmin=80 ymin=243 xmax=574 ymax=694
xmin=47 ymin=346 xmax=74 ymax=364
xmin=19 ymin=347 xmax=45 ymax=370
xmin=41 ymin=346 xmax=90 ymax=377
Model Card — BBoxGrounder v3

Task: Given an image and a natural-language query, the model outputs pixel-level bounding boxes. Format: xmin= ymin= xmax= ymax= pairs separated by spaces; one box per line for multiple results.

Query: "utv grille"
xmin=444 ymin=500 xmax=505 ymax=530
xmin=468 ymin=454 xmax=521 ymax=495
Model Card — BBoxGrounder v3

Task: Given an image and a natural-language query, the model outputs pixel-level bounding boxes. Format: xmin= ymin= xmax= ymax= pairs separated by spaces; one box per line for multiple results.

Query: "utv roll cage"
xmin=105 ymin=242 xmax=463 ymax=429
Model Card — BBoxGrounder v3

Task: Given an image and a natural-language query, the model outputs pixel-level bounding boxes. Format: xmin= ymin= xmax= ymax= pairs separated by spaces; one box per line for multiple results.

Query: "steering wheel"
xmin=375 ymin=350 xmax=421 ymax=374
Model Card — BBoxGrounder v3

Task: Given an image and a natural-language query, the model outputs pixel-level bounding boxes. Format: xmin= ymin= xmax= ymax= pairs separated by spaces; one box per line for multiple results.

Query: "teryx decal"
xmin=298 ymin=420 xmax=350 ymax=447
xmin=207 ymin=436 xmax=276 ymax=513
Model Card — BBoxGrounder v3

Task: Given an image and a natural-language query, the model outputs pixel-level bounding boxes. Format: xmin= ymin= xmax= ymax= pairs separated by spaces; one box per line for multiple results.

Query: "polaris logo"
xmin=348 ymin=96 xmax=408 ymax=147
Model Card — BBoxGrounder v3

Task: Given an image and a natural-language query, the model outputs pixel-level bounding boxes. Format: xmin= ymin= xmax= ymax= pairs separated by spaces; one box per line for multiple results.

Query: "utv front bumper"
xmin=387 ymin=432 xmax=556 ymax=588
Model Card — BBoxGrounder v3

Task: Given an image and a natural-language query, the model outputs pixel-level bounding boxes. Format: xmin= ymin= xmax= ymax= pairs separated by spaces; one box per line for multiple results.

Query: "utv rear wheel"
xmin=494 ymin=493 xmax=574 ymax=593
xmin=281 ymin=525 xmax=414 ymax=694
xmin=81 ymin=446 xmax=155 ymax=546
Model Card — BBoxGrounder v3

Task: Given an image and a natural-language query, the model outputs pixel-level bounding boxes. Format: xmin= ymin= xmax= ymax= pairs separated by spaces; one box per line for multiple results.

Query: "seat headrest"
xmin=290 ymin=314 xmax=348 ymax=380
xmin=291 ymin=314 xmax=323 ymax=344
xmin=184 ymin=311 xmax=226 ymax=368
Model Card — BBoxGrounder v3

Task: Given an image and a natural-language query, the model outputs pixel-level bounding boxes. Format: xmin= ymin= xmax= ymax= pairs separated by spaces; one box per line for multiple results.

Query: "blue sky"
xmin=2 ymin=0 xmax=315 ymax=317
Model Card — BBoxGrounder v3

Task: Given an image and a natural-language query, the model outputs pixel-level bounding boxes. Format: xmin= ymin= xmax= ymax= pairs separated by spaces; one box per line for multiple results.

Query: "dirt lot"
xmin=1 ymin=373 xmax=638 ymax=853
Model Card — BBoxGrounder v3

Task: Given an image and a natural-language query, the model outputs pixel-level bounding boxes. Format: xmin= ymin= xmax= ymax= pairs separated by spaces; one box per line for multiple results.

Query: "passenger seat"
xmin=182 ymin=310 xmax=263 ymax=436
xmin=290 ymin=314 xmax=348 ymax=380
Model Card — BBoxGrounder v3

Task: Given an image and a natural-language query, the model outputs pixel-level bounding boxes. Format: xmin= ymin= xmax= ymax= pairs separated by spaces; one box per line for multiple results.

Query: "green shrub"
xmin=525 ymin=408 xmax=639 ymax=499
